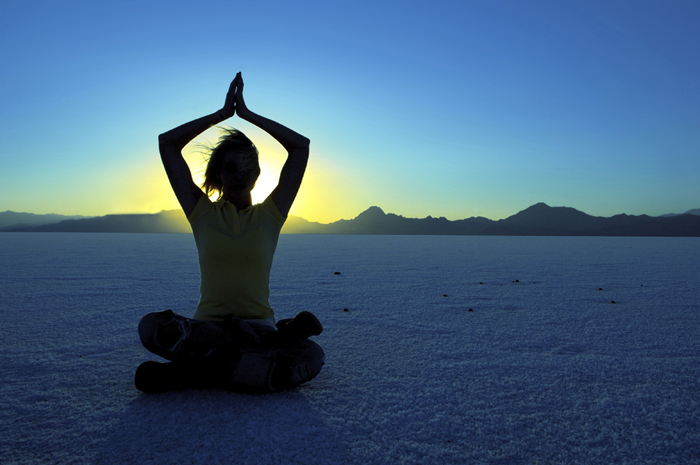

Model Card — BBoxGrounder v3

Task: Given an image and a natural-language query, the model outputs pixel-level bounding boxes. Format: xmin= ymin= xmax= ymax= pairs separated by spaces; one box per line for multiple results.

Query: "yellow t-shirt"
xmin=187 ymin=194 xmax=285 ymax=322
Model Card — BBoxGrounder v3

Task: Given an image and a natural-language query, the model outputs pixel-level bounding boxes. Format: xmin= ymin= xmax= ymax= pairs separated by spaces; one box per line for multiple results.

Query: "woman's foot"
xmin=276 ymin=311 xmax=323 ymax=340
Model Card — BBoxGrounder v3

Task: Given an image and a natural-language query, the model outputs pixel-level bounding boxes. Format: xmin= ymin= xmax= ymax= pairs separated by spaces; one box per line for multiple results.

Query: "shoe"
xmin=135 ymin=361 xmax=180 ymax=393
xmin=134 ymin=360 xmax=222 ymax=392
xmin=277 ymin=311 xmax=323 ymax=340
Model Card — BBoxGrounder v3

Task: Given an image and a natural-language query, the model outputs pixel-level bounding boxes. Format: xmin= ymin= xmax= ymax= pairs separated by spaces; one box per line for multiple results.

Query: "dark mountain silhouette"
xmin=659 ymin=208 xmax=700 ymax=217
xmin=3 ymin=203 xmax=700 ymax=236
xmin=3 ymin=210 xmax=191 ymax=233
xmin=285 ymin=203 xmax=700 ymax=236
xmin=0 ymin=211 xmax=92 ymax=230
xmin=491 ymin=203 xmax=700 ymax=236
xmin=318 ymin=204 xmax=700 ymax=236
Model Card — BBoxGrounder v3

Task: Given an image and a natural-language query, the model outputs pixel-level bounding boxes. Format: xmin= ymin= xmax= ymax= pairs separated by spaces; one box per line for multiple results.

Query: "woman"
xmin=135 ymin=72 xmax=324 ymax=393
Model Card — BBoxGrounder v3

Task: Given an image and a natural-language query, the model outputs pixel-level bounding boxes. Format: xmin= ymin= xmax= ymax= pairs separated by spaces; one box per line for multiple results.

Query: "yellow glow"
xmin=284 ymin=152 xmax=374 ymax=224
xmin=26 ymin=149 xmax=371 ymax=222
xmin=251 ymin=169 xmax=278 ymax=204
xmin=251 ymin=139 xmax=287 ymax=204
xmin=18 ymin=129 xmax=368 ymax=221
xmin=122 ymin=130 xmax=370 ymax=223
xmin=110 ymin=160 xmax=181 ymax=214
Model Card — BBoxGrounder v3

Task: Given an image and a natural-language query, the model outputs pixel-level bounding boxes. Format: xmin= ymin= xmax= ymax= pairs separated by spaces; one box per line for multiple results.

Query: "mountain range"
xmin=2 ymin=203 xmax=700 ymax=236
xmin=0 ymin=211 xmax=92 ymax=230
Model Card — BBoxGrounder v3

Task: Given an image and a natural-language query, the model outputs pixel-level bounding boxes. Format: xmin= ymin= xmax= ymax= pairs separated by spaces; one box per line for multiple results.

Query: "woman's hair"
xmin=201 ymin=127 xmax=260 ymax=199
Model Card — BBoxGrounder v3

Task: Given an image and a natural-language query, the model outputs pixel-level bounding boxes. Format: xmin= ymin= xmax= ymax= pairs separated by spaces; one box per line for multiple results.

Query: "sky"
xmin=1 ymin=0 xmax=699 ymax=223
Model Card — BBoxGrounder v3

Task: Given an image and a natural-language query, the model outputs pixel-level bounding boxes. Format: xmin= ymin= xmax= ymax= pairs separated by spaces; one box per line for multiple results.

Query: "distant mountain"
xmin=3 ymin=203 xmax=700 ymax=236
xmin=282 ymin=215 xmax=326 ymax=234
xmin=659 ymin=208 xmax=700 ymax=217
xmin=288 ymin=203 xmax=700 ymax=236
xmin=3 ymin=210 xmax=191 ymax=233
xmin=283 ymin=203 xmax=700 ymax=236
xmin=491 ymin=203 xmax=700 ymax=236
xmin=0 ymin=211 xmax=92 ymax=230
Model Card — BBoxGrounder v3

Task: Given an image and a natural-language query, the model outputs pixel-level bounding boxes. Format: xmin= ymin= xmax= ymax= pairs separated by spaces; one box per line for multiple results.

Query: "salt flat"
xmin=1 ymin=233 xmax=699 ymax=464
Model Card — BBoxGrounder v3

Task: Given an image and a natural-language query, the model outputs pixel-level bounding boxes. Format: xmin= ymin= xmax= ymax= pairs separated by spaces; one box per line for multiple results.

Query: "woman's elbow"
xmin=158 ymin=133 xmax=171 ymax=148
xmin=297 ymin=137 xmax=310 ymax=151
xmin=291 ymin=145 xmax=309 ymax=161
xmin=158 ymin=133 xmax=181 ymax=154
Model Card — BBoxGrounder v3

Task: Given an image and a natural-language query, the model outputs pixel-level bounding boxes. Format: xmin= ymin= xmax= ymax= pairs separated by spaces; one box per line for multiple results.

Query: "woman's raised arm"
xmin=233 ymin=72 xmax=309 ymax=218
xmin=158 ymin=79 xmax=237 ymax=217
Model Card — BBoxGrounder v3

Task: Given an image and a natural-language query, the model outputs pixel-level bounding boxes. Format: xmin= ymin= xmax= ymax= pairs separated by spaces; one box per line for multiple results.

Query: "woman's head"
xmin=202 ymin=128 xmax=260 ymax=200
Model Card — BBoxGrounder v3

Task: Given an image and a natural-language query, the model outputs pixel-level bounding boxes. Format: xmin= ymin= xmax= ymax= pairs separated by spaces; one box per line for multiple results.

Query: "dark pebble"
xmin=468 ymin=308 xmax=473 ymax=312
xmin=334 ymin=272 xmax=341 ymax=275
xmin=443 ymin=294 xmax=448 ymax=297
xmin=343 ymin=308 xmax=349 ymax=312
xmin=599 ymin=288 xmax=603 ymax=291
xmin=515 ymin=280 xmax=519 ymax=283
xmin=611 ymin=300 xmax=616 ymax=304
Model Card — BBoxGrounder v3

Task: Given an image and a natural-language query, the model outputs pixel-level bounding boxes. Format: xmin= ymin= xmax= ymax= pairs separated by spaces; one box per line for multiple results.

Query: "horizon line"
xmin=3 ymin=201 xmax=700 ymax=225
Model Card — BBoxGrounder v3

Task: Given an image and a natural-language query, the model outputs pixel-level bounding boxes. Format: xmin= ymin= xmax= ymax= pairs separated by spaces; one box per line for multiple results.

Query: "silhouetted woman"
xmin=135 ymin=72 xmax=324 ymax=392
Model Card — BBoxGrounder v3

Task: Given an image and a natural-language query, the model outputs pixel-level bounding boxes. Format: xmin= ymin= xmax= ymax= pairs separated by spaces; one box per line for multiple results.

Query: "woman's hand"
xmin=233 ymin=72 xmax=252 ymax=119
xmin=220 ymin=77 xmax=237 ymax=120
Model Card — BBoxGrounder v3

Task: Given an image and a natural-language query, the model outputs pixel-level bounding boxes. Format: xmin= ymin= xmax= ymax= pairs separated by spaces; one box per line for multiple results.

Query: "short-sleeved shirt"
xmin=187 ymin=194 xmax=285 ymax=322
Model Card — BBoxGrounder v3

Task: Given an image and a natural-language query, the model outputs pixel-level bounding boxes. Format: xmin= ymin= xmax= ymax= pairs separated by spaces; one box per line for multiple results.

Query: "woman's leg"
xmin=136 ymin=310 xmax=263 ymax=392
xmin=236 ymin=315 xmax=325 ymax=391
xmin=136 ymin=310 xmax=324 ymax=392
xmin=138 ymin=310 xmax=260 ymax=363
xmin=270 ymin=339 xmax=325 ymax=390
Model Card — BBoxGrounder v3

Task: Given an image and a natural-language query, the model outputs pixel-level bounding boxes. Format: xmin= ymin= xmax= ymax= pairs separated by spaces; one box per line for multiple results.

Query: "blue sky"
xmin=1 ymin=0 xmax=698 ymax=222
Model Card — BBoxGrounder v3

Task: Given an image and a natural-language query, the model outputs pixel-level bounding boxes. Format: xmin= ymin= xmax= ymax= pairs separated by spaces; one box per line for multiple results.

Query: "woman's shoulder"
xmin=259 ymin=195 xmax=285 ymax=225
xmin=187 ymin=193 xmax=215 ymax=223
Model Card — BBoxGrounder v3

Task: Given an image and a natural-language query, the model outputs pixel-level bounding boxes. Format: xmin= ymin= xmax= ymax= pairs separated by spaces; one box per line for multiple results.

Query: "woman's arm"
xmin=158 ymin=79 xmax=237 ymax=217
xmin=234 ymin=73 xmax=309 ymax=218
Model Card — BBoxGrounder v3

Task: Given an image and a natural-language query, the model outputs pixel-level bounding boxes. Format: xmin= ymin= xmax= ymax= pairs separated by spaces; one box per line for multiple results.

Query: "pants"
xmin=137 ymin=310 xmax=325 ymax=392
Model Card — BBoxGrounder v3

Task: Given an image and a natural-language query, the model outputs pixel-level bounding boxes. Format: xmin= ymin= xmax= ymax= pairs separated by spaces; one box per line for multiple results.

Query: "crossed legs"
xmin=135 ymin=310 xmax=324 ymax=393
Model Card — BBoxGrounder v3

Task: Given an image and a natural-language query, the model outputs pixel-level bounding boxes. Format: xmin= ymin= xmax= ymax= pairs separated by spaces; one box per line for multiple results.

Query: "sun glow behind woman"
xmin=174 ymin=130 xmax=358 ymax=223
